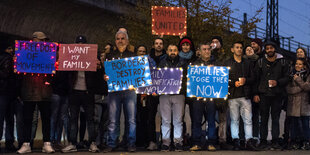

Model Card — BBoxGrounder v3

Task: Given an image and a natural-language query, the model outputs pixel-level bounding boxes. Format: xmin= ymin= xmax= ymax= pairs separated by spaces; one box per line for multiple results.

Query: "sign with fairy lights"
xmin=187 ymin=65 xmax=229 ymax=98
xmin=58 ymin=44 xmax=98 ymax=71
xmin=151 ymin=6 xmax=187 ymax=36
xmin=137 ymin=67 xmax=183 ymax=95
xmin=104 ymin=56 xmax=152 ymax=92
xmin=14 ymin=40 xmax=57 ymax=74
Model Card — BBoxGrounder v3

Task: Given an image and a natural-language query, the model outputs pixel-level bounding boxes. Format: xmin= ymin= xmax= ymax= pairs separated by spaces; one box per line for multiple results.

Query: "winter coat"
xmin=253 ymin=53 xmax=289 ymax=96
xmin=0 ymin=52 xmax=18 ymax=96
xmin=225 ymin=57 xmax=255 ymax=99
xmin=286 ymin=75 xmax=310 ymax=117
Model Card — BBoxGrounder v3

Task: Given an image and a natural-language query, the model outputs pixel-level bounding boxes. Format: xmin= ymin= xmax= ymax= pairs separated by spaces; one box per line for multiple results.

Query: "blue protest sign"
xmin=104 ymin=56 xmax=152 ymax=92
xmin=187 ymin=65 xmax=229 ymax=98
xmin=137 ymin=67 xmax=183 ymax=94
xmin=14 ymin=40 xmax=57 ymax=74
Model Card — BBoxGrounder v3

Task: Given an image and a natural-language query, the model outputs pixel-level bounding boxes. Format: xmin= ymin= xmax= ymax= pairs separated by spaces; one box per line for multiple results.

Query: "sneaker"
xmin=303 ymin=142 xmax=310 ymax=150
xmin=246 ymin=139 xmax=259 ymax=151
xmin=61 ymin=144 xmax=77 ymax=153
xmin=207 ymin=145 xmax=216 ymax=151
xmin=270 ymin=142 xmax=282 ymax=150
xmin=89 ymin=142 xmax=99 ymax=153
xmin=161 ymin=145 xmax=170 ymax=152
xmin=52 ymin=143 xmax=63 ymax=151
xmin=42 ymin=142 xmax=55 ymax=153
xmin=190 ymin=145 xmax=201 ymax=151
xmin=239 ymin=139 xmax=246 ymax=150
xmin=103 ymin=146 xmax=113 ymax=153
xmin=17 ymin=143 xmax=31 ymax=154
xmin=5 ymin=143 xmax=17 ymax=152
xmin=128 ymin=145 xmax=136 ymax=152
xmin=174 ymin=143 xmax=183 ymax=152
xmin=232 ymin=139 xmax=240 ymax=151
xmin=258 ymin=140 xmax=270 ymax=150
xmin=147 ymin=141 xmax=158 ymax=151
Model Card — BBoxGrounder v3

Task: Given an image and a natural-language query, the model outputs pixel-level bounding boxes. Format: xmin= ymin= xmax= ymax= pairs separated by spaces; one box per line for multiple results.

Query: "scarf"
xmin=179 ymin=50 xmax=193 ymax=60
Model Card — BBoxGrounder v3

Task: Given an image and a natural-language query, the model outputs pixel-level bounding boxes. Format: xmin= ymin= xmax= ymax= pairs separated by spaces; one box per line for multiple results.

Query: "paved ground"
xmin=1 ymin=150 xmax=310 ymax=155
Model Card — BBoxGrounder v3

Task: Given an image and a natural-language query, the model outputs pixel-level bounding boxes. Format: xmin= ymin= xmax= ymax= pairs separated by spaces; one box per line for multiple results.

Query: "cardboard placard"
xmin=58 ymin=44 xmax=98 ymax=71
xmin=14 ymin=40 xmax=57 ymax=74
xmin=104 ymin=56 xmax=152 ymax=92
xmin=151 ymin=6 xmax=187 ymax=36
xmin=137 ymin=67 xmax=183 ymax=94
xmin=187 ymin=65 xmax=229 ymax=98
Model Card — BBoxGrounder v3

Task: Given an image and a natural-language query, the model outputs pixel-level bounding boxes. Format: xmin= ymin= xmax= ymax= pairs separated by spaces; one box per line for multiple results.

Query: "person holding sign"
xmin=61 ymin=36 xmax=100 ymax=153
xmin=253 ymin=41 xmax=289 ymax=150
xmin=189 ymin=43 xmax=217 ymax=151
xmin=157 ymin=44 xmax=187 ymax=152
xmin=104 ymin=30 xmax=137 ymax=153
xmin=225 ymin=41 xmax=257 ymax=151
xmin=17 ymin=31 xmax=55 ymax=154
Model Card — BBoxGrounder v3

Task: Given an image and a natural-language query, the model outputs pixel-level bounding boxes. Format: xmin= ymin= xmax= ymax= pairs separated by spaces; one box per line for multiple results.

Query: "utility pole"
xmin=266 ymin=0 xmax=279 ymax=42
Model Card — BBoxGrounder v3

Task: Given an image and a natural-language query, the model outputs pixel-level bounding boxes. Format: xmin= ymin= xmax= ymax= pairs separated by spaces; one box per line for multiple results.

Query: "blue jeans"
xmin=107 ymin=90 xmax=137 ymax=148
xmin=0 ymin=95 xmax=12 ymax=141
xmin=228 ymin=97 xmax=253 ymax=140
xmin=159 ymin=95 xmax=185 ymax=146
xmin=50 ymin=94 xmax=69 ymax=143
xmin=190 ymin=100 xmax=216 ymax=146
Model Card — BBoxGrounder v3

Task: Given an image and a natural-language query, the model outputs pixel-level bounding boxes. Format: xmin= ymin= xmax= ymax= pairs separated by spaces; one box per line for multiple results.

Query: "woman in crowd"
xmin=286 ymin=58 xmax=310 ymax=150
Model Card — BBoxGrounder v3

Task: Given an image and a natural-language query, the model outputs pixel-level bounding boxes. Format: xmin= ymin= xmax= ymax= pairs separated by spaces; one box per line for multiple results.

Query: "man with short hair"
xmin=189 ymin=43 xmax=217 ymax=151
xmin=226 ymin=41 xmax=257 ymax=151
xmin=158 ymin=44 xmax=186 ymax=152
xmin=104 ymin=31 xmax=137 ymax=153
xmin=254 ymin=41 xmax=289 ymax=150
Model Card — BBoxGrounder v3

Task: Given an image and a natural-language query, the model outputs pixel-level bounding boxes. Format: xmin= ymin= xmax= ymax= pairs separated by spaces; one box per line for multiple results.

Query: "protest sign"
xmin=14 ymin=40 xmax=57 ymax=74
xmin=187 ymin=65 xmax=229 ymax=98
xmin=137 ymin=67 xmax=183 ymax=94
xmin=151 ymin=6 xmax=187 ymax=36
xmin=58 ymin=44 xmax=98 ymax=71
xmin=104 ymin=56 xmax=152 ymax=92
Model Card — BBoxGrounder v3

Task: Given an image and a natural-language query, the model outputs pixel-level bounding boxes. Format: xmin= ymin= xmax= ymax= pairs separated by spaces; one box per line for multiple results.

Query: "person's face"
xmin=296 ymin=48 xmax=306 ymax=58
xmin=115 ymin=33 xmax=128 ymax=50
xmin=5 ymin=46 xmax=13 ymax=54
xmin=154 ymin=39 xmax=164 ymax=52
xmin=200 ymin=45 xmax=211 ymax=60
xmin=211 ymin=39 xmax=221 ymax=49
xmin=245 ymin=46 xmax=254 ymax=56
xmin=137 ymin=46 xmax=146 ymax=56
xmin=231 ymin=43 xmax=243 ymax=56
xmin=251 ymin=42 xmax=260 ymax=53
xmin=104 ymin=45 xmax=111 ymax=54
xmin=167 ymin=45 xmax=179 ymax=59
xmin=181 ymin=42 xmax=191 ymax=53
xmin=295 ymin=60 xmax=305 ymax=71
xmin=265 ymin=45 xmax=276 ymax=57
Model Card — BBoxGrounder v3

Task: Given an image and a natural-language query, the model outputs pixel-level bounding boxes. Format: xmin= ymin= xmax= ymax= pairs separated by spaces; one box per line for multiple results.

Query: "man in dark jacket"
xmin=158 ymin=44 xmax=187 ymax=152
xmin=189 ymin=43 xmax=217 ymax=151
xmin=226 ymin=41 xmax=257 ymax=150
xmin=253 ymin=41 xmax=289 ymax=150
xmin=61 ymin=36 xmax=100 ymax=153
xmin=104 ymin=30 xmax=137 ymax=152
xmin=0 ymin=42 xmax=21 ymax=152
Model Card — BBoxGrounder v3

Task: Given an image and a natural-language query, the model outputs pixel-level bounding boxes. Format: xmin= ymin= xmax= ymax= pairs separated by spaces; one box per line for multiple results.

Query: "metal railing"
xmin=226 ymin=13 xmax=310 ymax=55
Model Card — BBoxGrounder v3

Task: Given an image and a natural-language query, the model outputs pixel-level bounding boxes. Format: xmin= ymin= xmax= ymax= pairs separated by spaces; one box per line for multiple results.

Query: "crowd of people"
xmin=0 ymin=28 xmax=310 ymax=154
